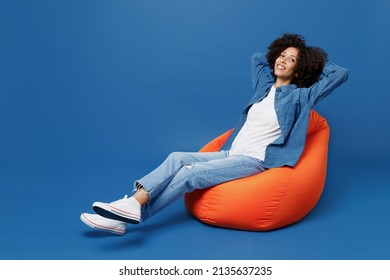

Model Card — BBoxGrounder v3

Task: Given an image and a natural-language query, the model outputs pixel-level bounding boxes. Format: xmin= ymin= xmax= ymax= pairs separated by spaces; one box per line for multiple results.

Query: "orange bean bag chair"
xmin=184 ymin=110 xmax=330 ymax=231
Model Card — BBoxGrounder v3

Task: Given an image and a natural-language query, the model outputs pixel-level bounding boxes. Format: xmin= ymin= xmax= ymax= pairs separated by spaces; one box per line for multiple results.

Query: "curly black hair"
xmin=299 ymin=46 xmax=328 ymax=88
xmin=266 ymin=33 xmax=328 ymax=88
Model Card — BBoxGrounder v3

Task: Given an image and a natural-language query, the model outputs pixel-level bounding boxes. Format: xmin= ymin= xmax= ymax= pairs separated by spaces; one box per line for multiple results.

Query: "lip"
xmin=276 ymin=63 xmax=286 ymax=70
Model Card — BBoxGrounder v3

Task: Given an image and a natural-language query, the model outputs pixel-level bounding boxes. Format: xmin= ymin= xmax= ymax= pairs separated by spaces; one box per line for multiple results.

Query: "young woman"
xmin=81 ymin=34 xmax=348 ymax=235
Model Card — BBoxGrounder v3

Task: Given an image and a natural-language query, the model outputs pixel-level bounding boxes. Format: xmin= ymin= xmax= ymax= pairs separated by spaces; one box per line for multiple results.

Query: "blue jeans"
xmin=134 ymin=151 xmax=266 ymax=221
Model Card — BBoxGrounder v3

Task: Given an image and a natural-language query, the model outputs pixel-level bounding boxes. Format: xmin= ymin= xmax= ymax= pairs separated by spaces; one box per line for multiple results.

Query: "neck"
xmin=274 ymin=78 xmax=293 ymax=88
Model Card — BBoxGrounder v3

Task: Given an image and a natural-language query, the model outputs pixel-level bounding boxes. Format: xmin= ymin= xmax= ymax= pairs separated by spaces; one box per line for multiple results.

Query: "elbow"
xmin=343 ymin=68 xmax=349 ymax=82
xmin=339 ymin=66 xmax=349 ymax=83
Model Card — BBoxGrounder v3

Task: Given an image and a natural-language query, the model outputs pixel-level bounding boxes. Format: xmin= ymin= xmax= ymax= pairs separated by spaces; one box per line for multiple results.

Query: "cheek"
xmin=289 ymin=64 xmax=298 ymax=74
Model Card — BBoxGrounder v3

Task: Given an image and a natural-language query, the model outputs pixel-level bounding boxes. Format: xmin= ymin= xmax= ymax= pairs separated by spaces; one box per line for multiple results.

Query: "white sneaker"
xmin=80 ymin=213 xmax=126 ymax=235
xmin=92 ymin=195 xmax=141 ymax=224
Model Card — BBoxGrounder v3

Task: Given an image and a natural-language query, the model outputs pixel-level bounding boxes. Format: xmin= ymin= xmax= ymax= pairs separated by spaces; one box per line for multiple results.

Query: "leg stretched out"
xmin=81 ymin=151 xmax=266 ymax=234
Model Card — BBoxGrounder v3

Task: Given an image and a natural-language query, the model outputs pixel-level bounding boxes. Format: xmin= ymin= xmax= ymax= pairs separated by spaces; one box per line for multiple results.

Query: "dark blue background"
xmin=1 ymin=0 xmax=389 ymax=259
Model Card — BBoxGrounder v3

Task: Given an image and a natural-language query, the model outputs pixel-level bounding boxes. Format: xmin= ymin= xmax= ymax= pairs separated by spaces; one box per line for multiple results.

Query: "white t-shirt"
xmin=229 ymin=86 xmax=282 ymax=160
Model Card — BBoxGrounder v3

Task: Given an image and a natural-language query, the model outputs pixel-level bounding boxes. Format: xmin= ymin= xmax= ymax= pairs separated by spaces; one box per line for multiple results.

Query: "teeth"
xmin=277 ymin=64 xmax=285 ymax=70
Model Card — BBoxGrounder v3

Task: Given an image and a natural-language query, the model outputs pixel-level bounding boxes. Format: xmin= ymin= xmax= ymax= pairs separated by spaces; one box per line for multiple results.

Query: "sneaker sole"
xmin=80 ymin=214 xmax=126 ymax=235
xmin=92 ymin=202 xmax=141 ymax=224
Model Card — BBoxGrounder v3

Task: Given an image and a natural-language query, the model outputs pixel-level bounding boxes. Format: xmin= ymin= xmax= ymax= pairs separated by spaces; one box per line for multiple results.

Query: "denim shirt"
xmin=222 ymin=53 xmax=349 ymax=168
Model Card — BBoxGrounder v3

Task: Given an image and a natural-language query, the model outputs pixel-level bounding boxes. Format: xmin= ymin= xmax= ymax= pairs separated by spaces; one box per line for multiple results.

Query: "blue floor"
xmin=1 ymin=0 xmax=390 ymax=260
xmin=1 ymin=156 xmax=390 ymax=260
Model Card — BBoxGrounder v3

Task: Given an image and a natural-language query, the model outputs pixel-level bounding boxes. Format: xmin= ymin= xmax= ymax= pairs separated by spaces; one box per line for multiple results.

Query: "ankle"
xmin=132 ymin=187 xmax=149 ymax=206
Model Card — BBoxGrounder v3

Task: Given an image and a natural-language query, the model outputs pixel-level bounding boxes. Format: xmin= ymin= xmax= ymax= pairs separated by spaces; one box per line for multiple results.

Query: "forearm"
xmin=309 ymin=61 xmax=349 ymax=105
xmin=251 ymin=53 xmax=271 ymax=92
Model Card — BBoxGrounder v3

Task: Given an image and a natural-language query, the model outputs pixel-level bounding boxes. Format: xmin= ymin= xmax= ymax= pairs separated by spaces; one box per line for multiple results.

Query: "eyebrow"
xmin=282 ymin=51 xmax=298 ymax=58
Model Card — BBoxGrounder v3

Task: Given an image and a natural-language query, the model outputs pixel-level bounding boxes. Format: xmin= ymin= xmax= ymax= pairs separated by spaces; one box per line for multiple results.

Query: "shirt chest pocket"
xmin=276 ymin=102 xmax=300 ymax=136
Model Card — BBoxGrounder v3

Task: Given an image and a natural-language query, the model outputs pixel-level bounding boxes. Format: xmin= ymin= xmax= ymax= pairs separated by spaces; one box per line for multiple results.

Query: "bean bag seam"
xmin=260 ymin=172 xmax=290 ymax=229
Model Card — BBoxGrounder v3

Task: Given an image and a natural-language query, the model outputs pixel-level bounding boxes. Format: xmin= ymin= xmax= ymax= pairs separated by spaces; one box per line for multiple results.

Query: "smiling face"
xmin=273 ymin=47 xmax=299 ymax=86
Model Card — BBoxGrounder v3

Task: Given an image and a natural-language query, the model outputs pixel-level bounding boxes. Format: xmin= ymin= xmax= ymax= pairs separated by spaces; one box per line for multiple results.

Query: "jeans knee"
xmin=166 ymin=151 xmax=187 ymax=163
xmin=168 ymin=151 xmax=182 ymax=159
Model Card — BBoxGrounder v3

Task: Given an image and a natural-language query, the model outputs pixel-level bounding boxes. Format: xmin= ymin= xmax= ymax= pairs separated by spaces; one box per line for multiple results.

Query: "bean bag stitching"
xmin=258 ymin=170 xmax=290 ymax=229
